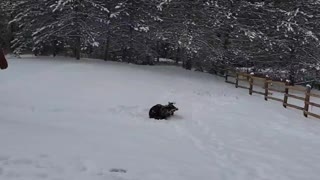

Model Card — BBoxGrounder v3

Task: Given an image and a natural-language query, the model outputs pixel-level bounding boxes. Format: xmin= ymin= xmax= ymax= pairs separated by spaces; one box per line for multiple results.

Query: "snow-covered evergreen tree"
xmin=5 ymin=0 xmax=320 ymax=81
xmin=11 ymin=0 xmax=110 ymax=59
xmin=102 ymin=0 xmax=163 ymax=64
xmin=0 ymin=0 xmax=15 ymax=51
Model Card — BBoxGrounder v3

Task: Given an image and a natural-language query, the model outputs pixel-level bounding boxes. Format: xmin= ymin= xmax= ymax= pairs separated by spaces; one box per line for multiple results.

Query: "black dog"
xmin=149 ymin=102 xmax=178 ymax=120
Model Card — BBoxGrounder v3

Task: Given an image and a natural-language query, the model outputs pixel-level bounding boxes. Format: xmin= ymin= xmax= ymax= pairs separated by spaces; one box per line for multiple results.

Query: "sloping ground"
xmin=0 ymin=56 xmax=320 ymax=180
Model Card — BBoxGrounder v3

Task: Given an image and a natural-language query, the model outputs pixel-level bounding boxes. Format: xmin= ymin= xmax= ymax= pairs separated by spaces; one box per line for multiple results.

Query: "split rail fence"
xmin=223 ymin=69 xmax=320 ymax=119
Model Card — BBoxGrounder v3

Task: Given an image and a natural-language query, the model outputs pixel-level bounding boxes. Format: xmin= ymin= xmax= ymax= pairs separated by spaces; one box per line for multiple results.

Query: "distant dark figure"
xmin=0 ymin=48 xmax=8 ymax=70
xmin=149 ymin=102 xmax=179 ymax=120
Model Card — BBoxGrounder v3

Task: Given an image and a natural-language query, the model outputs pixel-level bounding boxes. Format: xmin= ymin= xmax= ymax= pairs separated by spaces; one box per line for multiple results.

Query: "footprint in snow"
xmin=110 ymin=168 xmax=127 ymax=173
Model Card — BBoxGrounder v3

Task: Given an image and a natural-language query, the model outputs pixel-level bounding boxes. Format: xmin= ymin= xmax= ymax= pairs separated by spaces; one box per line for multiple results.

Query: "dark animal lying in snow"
xmin=149 ymin=102 xmax=179 ymax=120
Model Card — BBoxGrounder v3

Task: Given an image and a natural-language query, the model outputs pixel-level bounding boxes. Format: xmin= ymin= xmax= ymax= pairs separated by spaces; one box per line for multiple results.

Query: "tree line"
xmin=1 ymin=0 xmax=320 ymax=83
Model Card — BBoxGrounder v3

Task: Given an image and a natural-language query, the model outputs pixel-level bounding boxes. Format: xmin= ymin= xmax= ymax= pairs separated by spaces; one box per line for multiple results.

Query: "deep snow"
xmin=0 ymin=55 xmax=320 ymax=180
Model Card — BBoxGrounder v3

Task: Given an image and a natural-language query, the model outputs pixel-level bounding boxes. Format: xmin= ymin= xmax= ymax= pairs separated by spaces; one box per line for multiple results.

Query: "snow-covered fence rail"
xmin=224 ymin=69 xmax=320 ymax=119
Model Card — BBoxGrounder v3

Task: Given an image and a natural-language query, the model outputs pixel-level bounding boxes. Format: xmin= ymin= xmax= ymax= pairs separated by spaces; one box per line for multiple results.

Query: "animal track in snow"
xmin=110 ymin=168 xmax=127 ymax=173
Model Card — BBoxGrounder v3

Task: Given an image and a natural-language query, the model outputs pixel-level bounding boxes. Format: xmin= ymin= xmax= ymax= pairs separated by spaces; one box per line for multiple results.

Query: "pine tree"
xmin=11 ymin=0 xmax=110 ymax=59
xmin=0 ymin=0 xmax=15 ymax=51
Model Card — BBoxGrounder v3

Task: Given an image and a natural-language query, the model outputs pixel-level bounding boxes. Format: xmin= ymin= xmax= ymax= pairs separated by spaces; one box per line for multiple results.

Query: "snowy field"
xmin=0 ymin=56 xmax=320 ymax=180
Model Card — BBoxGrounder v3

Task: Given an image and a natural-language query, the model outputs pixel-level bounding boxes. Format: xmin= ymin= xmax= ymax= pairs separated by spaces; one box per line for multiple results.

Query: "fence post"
xmin=235 ymin=73 xmax=239 ymax=88
xmin=264 ymin=78 xmax=269 ymax=101
xmin=249 ymin=76 xmax=253 ymax=95
xmin=304 ymin=85 xmax=311 ymax=117
xmin=283 ymin=81 xmax=289 ymax=108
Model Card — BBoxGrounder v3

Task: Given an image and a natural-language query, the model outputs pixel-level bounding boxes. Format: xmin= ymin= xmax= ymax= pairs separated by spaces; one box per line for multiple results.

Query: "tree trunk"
xmin=163 ymin=44 xmax=168 ymax=58
xmin=180 ymin=47 xmax=186 ymax=68
xmin=111 ymin=52 xmax=116 ymax=61
xmin=122 ymin=47 xmax=127 ymax=62
xmin=185 ymin=54 xmax=192 ymax=70
xmin=6 ymin=12 xmax=14 ymax=52
xmin=52 ymin=40 xmax=57 ymax=57
xmin=145 ymin=54 xmax=151 ymax=65
xmin=128 ymin=25 xmax=133 ymax=63
xmin=104 ymin=36 xmax=110 ymax=61
xmin=156 ymin=41 xmax=160 ymax=62
xmin=74 ymin=0 xmax=81 ymax=60
xmin=289 ymin=68 xmax=295 ymax=86
xmin=128 ymin=3 xmax=134 ymax=64
xmin=175 ymin=47 xmax=180 ymax=64
xmin=75 ymin=36 xmax=81 ymax=60
xmin=288 ymin=46 xmax=296 ymax=86
xmin=223 ymin=33 xmax=230 ymax=50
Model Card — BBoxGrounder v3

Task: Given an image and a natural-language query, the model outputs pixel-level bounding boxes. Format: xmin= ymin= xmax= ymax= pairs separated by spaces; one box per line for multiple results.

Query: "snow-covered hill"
xmin=0 ymin=56 xmax=320 ymax=180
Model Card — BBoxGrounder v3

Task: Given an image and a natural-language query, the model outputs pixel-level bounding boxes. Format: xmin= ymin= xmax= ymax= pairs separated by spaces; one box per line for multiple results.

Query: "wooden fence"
xmin=224 ymin=70 xmax=320 ymax=119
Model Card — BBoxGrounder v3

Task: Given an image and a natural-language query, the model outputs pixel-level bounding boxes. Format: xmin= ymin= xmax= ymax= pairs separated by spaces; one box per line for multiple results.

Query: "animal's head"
xmin=167 ymin=102 xmax=178 ymax=111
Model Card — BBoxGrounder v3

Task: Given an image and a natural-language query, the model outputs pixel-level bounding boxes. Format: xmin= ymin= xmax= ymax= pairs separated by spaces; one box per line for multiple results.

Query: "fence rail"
xmin=285 ymin=94 xmax=305 ymax=101
xmin=308 ymin=92 xmax=320 ymax=98
xmin=224 ymin=69 xmax=320 ymax=119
